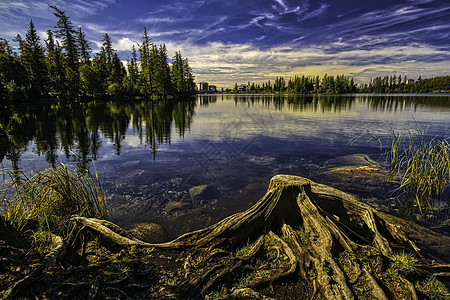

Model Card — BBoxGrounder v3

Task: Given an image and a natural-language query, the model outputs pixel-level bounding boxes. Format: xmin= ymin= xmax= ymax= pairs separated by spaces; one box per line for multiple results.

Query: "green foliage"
xmin=76 ymin=27 xmax=91 ymax=66
xmin=231 ymin=74 xmax=450 ymax=95
xmin=0 ymin=39 xmax=30 ymax=101
xmin=388 ymin=130 xmax=450 ymax=220
xmin=45 ymin=30 xmax=66 ymax=96
xmin=388 ymin=251 xmax=420 ymax=276
xmin=5 ymin=80 xmax=29 ymax=101
xmin=0 ymin=163 xmax=108 ymax=234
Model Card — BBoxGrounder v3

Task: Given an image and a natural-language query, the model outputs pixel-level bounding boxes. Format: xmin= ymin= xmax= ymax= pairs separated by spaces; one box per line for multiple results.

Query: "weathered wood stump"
xmin=72 ymin=175 xmax=448 ymax=299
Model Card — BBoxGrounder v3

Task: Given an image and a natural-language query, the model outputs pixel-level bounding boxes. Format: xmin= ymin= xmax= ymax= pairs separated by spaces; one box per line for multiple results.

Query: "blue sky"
xmin=1 ymin=0 xmax=449 ymax=88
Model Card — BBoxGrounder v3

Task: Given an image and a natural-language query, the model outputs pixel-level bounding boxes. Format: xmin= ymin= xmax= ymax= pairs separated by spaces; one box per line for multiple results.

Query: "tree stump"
xmin=72 ymin=175 xmax=448 ymax=299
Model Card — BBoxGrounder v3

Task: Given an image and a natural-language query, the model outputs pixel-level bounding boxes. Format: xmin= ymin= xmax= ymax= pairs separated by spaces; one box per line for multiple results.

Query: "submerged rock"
xmin=164 ymin=201 xmax=189 ymax=214
xmin=189 ymin=185 xmax=208 ymax=198
xmin=322 ymin=153 xmax=380 ymax=170
xmin=115 ymin=169 xmax=146 ymax=189
xmin=126 ymin=222 xmax=167 ymax=243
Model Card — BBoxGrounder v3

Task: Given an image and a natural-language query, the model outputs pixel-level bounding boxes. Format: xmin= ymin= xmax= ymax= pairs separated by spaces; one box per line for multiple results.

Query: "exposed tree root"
xmin=65 ymin=175 xmax=450 ymax=298
xmin=1 ymin=233 xmax=66 ymax=299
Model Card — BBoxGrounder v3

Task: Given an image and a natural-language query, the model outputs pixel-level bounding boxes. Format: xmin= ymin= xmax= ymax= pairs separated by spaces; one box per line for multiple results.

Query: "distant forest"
xmin=229 ymin=74 xmax=450 ymax=94
xmin=0 ymin=5 xmax=196 ymax=102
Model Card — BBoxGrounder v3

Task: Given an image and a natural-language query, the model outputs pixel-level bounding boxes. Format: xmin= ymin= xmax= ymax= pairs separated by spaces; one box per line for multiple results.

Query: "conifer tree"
xmin=125 ymin=45 xmax=139 ymax=94
xmin=77 ymin=27 xmax=91 ymax=66
xmin=45 ymin=30 xmax=66 ymax=96
xmin=50 ymin=5 xmax=78 ymax=71
xmin=101 ymin=33 xmax=114 ymax=74
xmin=50 ymin=5 xmax=80 ymax=98
xmin=138 ymin=27 xmax=153 ymax=96
xmin=171 ymin=51 xmax=195 ymax=94
xmin=152 ymin=44 xmax=172 ymax=96
xmin=21 ymin=20 xmax=48 ymax=96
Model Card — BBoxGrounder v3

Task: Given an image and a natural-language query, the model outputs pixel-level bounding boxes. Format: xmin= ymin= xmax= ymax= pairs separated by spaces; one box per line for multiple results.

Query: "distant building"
xmin=406 ymin=79 xmax=415 ymax=84
xmin=197 ymin=82 xmax=218 ymax=93
xmin=198 ymin=82 xmax=209 ymax=91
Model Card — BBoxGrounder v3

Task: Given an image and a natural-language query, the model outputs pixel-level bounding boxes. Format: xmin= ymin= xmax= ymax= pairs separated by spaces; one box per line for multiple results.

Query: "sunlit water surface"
xmin=1 ymin=94 xmax=449 ymax=240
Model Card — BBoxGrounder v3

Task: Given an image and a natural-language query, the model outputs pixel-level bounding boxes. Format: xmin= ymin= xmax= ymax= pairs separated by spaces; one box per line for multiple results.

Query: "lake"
xmin=1 ymin=94 xmax=449 ymax=240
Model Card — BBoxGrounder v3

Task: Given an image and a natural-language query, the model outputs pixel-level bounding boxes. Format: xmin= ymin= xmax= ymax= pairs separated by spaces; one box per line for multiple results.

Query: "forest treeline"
xmin=230 ymin=74 xmax=450 ymax=94
xmin=0 ymin=6 xmax=196 ymax=102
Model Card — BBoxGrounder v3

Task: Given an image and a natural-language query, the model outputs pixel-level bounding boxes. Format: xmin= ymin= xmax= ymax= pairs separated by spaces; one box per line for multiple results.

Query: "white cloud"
xmin=165 ymin=41 xmax=450 ymax=88
xmin=113 ymin=37 xmax=138 ymax=52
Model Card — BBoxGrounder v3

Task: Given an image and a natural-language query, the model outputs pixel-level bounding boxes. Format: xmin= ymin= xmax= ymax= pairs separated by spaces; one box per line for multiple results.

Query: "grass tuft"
xmin=0 ymin=163 xmax=108 ymax=236
xmin=389 ymin=251 xmax=420 ymax=276
xmin=388 ymin=130 xmax=450 ymax=221
xmin=416 ymin=277 xmax=450 ymax=300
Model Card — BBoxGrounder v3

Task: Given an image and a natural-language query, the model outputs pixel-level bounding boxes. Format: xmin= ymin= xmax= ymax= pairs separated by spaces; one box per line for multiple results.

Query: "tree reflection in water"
xmin=0 ymin=98 xmax=196 ymax=171
xmin=1 ymin=94 xmax=449 ymax=172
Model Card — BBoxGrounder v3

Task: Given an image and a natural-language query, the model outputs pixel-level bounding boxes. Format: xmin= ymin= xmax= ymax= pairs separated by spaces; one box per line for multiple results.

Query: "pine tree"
xmin=125 ymin=45 xmax=139 ymax=94
xmin=21 ymin=20 xmax=48 ymax=97
xmin=183 ymin=57 xmax=195 ymax=94
xmin=138 ymin=27 xmax=153 ymax=96
xmin=171 ymin=51 xmax=183 ymax=93
xmin=50 ymin=5 xmax=78 ymax=71
xmin=108 ymin=52 xmax=126 ymax=94
xmin=101 ymin=33 xmax=114 ymax=74
xmin=171 ymin=51 xmax=195 ymax=94
xmin=77 ymin=27 xmax=91 ymax=66
xmin=45 ymin=30 xmax=66 ymax=96
xmin=50 ymin=5 xmax=80 ymax=98
xmin=153 ymin=44 xmax=172 ymax=96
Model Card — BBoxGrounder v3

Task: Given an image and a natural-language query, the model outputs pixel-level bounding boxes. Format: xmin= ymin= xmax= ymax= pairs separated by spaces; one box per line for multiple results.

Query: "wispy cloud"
xmin=180 ymin=40 xmax=450 ymax=87
xmin=0 ymin=0 xmax=448 ymax=88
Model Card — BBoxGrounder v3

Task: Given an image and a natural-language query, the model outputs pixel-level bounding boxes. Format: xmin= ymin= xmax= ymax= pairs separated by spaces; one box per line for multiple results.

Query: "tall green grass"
xmin=388 ymin=130 xmax=450 ymax=221
xmin=0 ymin=163 xmax=108 ymax=235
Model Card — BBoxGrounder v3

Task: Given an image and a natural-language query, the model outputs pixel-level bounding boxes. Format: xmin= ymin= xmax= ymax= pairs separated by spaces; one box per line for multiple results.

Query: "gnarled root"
xmin=69 ymin=175 xmax=447 ymax=299
xmin=1 ymin=233 xmax=66 ymax=299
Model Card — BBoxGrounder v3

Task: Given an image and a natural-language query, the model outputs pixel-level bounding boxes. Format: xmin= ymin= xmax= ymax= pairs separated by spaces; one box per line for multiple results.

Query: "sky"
xmin=1 ymin=0 xmax=449 ymax=88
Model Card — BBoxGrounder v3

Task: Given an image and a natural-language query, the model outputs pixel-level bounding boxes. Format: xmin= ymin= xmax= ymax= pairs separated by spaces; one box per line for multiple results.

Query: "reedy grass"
xmin=388 ymin=130 xmax=450 ymax=221
xmin=0 ymin=163 xmax=108 ymax=236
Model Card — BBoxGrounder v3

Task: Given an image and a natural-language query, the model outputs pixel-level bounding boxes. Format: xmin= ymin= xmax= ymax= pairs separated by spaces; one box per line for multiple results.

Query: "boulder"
xmin=126 ymin=222 xmax=167 ymax=243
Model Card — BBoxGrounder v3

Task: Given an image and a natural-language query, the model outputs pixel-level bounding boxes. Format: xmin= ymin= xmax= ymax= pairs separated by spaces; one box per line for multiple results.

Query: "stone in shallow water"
xmin=164 ymin=201 xmax=189 ymax=214
xmin=126 ymin=222 xmax=167 ymax=243
xmin=115 ymin=169 xmax=146 ymax=189
xmin=189 ymin=184 xmax=208 ymax=198
xmin=323 ymin=154 xmax=379 ymax=169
